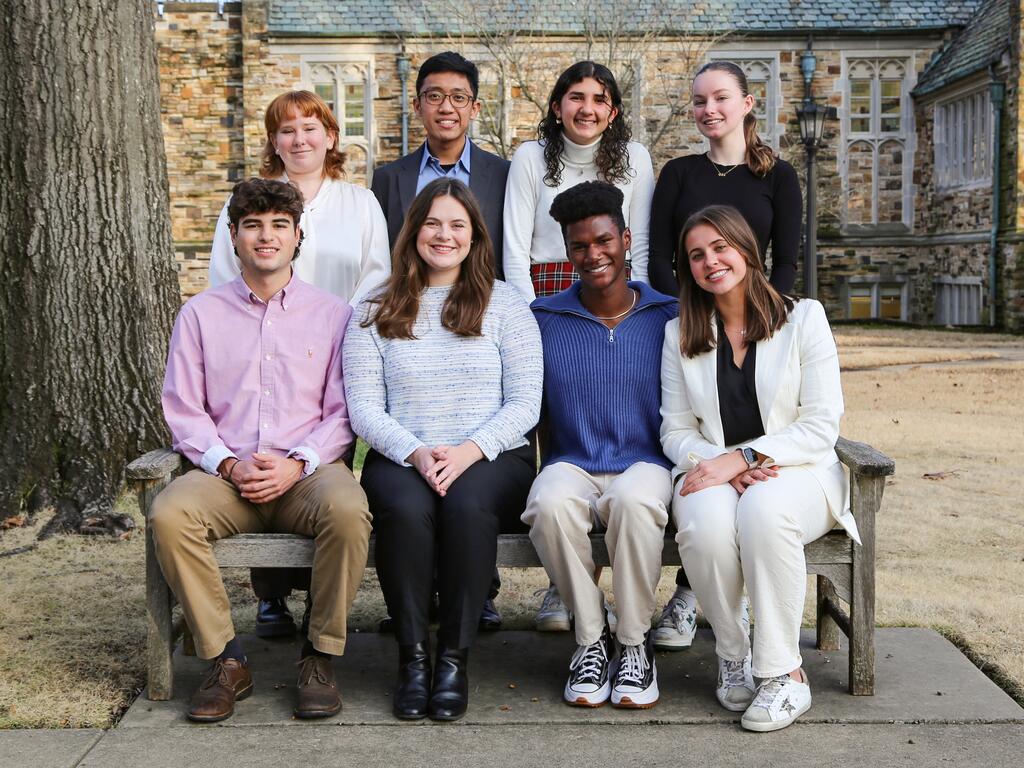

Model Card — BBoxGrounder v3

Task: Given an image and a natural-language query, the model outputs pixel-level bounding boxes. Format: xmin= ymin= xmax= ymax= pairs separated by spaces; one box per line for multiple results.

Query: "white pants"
xmin=522 ymin=462 xmax=671 ymax=646
xmin=672 ymin=466 xmax=834 ymax=678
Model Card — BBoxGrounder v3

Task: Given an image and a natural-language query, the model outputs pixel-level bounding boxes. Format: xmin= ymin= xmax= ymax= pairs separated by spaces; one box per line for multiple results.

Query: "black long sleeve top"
xmin=648 ymin=154 xmax=802 ymax=296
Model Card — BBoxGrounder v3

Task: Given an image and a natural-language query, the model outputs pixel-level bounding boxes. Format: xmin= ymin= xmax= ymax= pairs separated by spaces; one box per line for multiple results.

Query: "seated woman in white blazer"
xmin=660 ymin=204 xmax=858 ymax=733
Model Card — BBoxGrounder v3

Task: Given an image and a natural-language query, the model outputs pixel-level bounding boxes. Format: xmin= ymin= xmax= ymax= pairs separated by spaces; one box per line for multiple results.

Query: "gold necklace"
xmin=707 ymin=153 xmax=741 ymax=178
xmin=590 ymin=289 xmax=638 ymax=321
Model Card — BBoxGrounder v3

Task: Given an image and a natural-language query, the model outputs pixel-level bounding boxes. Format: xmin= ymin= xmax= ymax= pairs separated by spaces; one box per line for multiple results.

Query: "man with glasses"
xmin=371 ymin=51 xmax=510 ymax=275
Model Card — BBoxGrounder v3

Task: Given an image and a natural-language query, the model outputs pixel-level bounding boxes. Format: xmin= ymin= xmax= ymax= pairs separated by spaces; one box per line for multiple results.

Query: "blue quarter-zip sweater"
xmin=531 ymin=282 xmax=678 ymax=474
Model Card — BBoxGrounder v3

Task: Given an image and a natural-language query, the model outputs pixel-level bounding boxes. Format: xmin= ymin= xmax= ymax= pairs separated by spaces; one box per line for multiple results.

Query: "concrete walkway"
xmin=4 ymin=628 xmax=1022 ymax=767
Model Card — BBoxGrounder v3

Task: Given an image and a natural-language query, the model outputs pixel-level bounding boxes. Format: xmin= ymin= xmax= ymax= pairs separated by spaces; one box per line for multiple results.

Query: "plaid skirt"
xmin=530 ymin=260 xmax=632 ymax=297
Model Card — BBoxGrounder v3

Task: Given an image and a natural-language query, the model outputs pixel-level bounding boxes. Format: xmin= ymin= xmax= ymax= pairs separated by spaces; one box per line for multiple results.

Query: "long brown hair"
xmin=693 ymin=62 xmax=776 ymax=178
xmin=260 ymin=91 xmax=347 ymax=180
xmin=538 ymin=61 xmax=632 ymax=187
xmin=676 ymin=205 xmax=795 ymax=358
xmin=364 ymin=179 xmax=494 ymax=339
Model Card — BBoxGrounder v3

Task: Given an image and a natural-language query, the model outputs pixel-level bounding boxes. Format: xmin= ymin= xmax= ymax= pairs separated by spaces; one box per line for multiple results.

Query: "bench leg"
xmin=141 ymin=478 xmax=175 ymax=701
xmin=849 ymin=474 xmax=882 ymax=696
xmin=816 ymin=575 xmax=842 ymax=651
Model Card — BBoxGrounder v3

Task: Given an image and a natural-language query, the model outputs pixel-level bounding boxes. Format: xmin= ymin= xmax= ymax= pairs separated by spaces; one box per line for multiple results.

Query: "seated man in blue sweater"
xmin=523 ymin=181 xmax=677 ymax=709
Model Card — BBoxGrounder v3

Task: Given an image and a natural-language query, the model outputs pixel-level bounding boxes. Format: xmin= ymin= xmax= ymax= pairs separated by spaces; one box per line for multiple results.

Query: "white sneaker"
xmin=610 ymin=635 xmax=659 ymax=709
xmin=564 ymin=625 xmax=614 ymax=706
xmin=534 ymin=585 xmax=572 ymax=632
xmin=716 ymin=654 xmax=756 ymax=712
xmin=652 ymin=586 xmax=697 ymax=650
xmin=741 ymin=673 xmax=812 ymax=732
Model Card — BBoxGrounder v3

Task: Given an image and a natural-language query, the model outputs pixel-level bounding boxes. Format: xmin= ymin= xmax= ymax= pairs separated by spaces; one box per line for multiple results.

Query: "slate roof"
xmin=913 ymin=0 xmax=1011 ymax=96
xmin=268 ymin=1 xmax=983 ymax=37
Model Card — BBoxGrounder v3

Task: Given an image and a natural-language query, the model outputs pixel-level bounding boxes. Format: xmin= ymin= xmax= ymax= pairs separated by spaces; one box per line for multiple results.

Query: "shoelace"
xmin=201 ymin=658 xmax=236 ymax=690
xmin=569 ymin=639 xmax=608 ymax=683
xmin=297 ymin=657 xmax=330 ymax=686
xmin=751 ymin=675 xmax=790 ymax=707
xmin=617 ymin=644 xmax=650 ymax=686
xmin=662 ymin=599 xmax=692 ymax=632
xmin=720 ymin=659 xmax=748 ymax=688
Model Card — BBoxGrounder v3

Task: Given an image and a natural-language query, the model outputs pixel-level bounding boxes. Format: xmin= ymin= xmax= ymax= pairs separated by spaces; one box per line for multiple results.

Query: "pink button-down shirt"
xmin=162 ymin=274 xmax=354 ymax=476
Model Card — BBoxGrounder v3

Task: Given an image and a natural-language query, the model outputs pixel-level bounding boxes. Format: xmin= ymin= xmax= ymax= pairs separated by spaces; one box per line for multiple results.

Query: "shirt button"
xmin=264 ymin=389 xmax=271 ymax=396
xmin=266 ymin=320 xmax=273 ymax=326
xmin=265 ymin=354 xmax=272 ymax=360
xmin=263 ymin=423 xmax=269 ymax=429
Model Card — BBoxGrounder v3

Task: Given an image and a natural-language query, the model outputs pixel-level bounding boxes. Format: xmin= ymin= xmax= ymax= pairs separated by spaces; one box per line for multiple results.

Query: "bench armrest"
xmin=836 ymin=437 xmax=895 ymax=478
xmin=127 ymin=448 xmax=182 ymax=482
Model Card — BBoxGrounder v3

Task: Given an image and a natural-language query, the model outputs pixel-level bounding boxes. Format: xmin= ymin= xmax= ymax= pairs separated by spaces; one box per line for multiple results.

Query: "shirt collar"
xmin=532 ymin=280 xmax=677 ymax=316
xmin=231 ymin=269 xmax=302 ymax=311
xmin=420 ymin=138 xmax=473 ymax=175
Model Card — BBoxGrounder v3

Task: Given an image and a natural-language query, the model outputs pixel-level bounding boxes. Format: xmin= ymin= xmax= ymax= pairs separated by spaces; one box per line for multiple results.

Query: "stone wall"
xmin=156 ymin=2 xmax=244 ymax=297
xmin=155 ymin=5 xmax=1024 ymax=328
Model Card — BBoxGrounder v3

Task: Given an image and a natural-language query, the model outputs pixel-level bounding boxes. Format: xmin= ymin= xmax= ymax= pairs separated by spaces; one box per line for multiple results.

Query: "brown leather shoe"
xmin=187 ymin=658 xmax=253 ymax=722
xmin=294 ymin=655 xmax=342 ymax=718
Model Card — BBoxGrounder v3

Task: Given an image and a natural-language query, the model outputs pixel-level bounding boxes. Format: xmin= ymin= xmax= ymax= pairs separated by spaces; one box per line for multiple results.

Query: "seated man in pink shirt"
xmin=151 ymin=177 xmax=371 ymax=723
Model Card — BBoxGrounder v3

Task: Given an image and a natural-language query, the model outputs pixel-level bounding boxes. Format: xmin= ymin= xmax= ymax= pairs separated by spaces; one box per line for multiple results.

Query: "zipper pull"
xmin=608 ymin=327 xmax=615 ymax=343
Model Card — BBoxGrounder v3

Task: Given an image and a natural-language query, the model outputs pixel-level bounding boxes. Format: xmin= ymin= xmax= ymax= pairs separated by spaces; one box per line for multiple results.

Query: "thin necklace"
xmin=590 ymin=289 xmax=637 ymax=320
xmin=707 ymin=153 xmax=741 ymax=178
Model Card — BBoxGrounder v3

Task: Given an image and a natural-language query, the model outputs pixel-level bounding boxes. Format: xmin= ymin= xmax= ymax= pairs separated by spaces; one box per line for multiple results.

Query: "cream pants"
xmin=672 ymin=466 xmax=834 ymax=678
xmin=522 ymin=461 xmax=671 ymax=646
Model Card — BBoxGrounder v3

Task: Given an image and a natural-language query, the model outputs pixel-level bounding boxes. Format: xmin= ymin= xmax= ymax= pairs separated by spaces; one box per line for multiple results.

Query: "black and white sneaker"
xmin=564 ymin=625 xmax=614 ymax=707
xmin=611 ymin=632 xmax=659 ymax=709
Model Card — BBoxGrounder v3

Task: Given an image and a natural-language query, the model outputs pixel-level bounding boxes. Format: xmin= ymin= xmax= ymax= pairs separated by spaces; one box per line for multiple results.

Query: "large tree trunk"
xmin=0 ymin=1 xmax=178 ymax=535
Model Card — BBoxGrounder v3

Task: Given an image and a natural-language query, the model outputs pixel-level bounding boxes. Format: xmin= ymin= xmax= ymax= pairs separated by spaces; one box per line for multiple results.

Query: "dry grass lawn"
xmin=0 ymin=325 xmax=1021 ymax=728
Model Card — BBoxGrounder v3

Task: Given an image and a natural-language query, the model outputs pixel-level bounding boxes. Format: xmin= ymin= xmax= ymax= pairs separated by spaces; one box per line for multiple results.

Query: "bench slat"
xmin=835 ymin=437 xmax=895 ymax=477
xmin=210 ymin=530 xmax=853 ymax=569
xmin=128 ymin=448 xmax=182 ymax=481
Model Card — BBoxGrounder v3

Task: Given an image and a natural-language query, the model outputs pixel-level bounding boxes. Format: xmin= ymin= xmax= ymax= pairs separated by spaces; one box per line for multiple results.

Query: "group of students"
xmin=150 ymin=51 xmax=852 ymax=734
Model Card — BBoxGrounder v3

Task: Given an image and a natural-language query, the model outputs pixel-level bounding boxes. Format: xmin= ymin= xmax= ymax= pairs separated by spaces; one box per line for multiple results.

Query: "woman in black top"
xmin=648 ymin=61 xmax=801 ymax=296
xmin=648 ymin=60 xmax=802 ymax=653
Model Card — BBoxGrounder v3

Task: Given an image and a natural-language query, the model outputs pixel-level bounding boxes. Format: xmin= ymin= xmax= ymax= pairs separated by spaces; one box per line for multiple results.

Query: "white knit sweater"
xmin=502 ymin=135 xmax=655 ymax=302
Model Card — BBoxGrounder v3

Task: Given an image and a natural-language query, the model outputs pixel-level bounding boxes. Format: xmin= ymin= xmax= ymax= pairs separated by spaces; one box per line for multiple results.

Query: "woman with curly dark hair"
xmin=503 ymin=61 xmax=654 ymax=302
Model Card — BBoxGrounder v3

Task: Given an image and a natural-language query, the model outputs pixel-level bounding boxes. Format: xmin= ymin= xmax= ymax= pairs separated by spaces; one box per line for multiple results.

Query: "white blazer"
xmin=659 ymin=299 xmax=859 ymax=543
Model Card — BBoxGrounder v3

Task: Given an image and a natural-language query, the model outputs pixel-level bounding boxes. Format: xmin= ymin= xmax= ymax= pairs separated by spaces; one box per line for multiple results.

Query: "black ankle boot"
xmin=393 ymin=642 xmax=431 ymax=720
xmin=427 ymin=645 xmax=468 ymax=722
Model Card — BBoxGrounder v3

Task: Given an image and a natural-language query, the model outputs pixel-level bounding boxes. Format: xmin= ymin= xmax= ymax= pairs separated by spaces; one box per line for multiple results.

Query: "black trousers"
xmin=362 ymin=444 xmax=534 ymax=649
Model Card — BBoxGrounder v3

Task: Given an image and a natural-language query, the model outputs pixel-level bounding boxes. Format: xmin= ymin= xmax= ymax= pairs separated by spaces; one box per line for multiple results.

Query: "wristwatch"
xmin=739 ymin=447 xmax=760 ymax=470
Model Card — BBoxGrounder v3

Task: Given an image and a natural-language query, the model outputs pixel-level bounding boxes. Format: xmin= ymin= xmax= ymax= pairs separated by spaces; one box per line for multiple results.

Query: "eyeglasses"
xmin=419 ymin=90 xmax=474 ymax=109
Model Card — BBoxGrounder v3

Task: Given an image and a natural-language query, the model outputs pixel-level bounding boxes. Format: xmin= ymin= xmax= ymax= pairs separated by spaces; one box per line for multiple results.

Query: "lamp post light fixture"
xmin=796 ymin=98 xmax=837 ymax=300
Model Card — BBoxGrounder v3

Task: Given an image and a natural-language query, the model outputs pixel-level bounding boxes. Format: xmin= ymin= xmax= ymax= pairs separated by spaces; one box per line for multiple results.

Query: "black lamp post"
xmin=796 ymin=98 xmax=836 ymax=300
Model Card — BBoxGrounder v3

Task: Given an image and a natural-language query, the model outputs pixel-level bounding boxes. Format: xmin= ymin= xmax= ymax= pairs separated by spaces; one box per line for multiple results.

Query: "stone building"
xmin=155 ymin=0 xmax=1024 ymax=331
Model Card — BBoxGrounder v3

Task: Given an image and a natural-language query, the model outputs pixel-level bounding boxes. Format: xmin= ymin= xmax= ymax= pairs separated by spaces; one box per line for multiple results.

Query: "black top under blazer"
xmin=370 ymin=141 xmax=511 ymax=279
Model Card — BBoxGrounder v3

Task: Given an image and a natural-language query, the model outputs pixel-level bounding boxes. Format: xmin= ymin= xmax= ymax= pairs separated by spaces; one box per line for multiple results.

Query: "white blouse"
xmin=208 ymin=176 xmax=391 ymax=304
xmin=502 ymin=135 xmax=655 ymax=302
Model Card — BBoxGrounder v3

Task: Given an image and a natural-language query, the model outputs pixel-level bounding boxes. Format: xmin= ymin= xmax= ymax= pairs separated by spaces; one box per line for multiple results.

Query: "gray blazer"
xmin=370 ymin=141 xmax=511 ymax=278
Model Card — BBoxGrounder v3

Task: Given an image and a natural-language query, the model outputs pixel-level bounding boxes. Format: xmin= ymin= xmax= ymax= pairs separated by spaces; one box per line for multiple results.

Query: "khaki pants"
xmin=522 ymin=461 xmax=671 ymax=646
xmin=150 ymin=463 xmax=371 ymax=659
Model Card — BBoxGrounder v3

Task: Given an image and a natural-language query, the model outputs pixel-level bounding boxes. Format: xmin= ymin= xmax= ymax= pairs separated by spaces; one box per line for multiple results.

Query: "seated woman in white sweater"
xmin=660 ymin=205 xmax=857 ymax=732
xmin=343 ymin=179 xmax=543 ymax=723
xmin=503 ymin=60 xmax=654 ymax=302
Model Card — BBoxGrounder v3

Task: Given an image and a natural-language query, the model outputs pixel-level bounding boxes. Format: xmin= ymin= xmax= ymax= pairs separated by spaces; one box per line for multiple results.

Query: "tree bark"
xmin=0 ymin=1 xmax=178 ymax=534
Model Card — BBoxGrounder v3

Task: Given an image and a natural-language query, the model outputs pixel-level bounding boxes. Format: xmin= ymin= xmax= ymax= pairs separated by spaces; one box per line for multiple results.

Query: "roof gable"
xmin=913 ymin=0 xmax=1011 ymax=96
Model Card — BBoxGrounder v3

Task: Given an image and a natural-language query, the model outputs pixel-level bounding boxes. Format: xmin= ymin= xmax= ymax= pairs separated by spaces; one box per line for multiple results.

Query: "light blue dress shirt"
xmin=416 ymin=138 xmax=473 ymax=193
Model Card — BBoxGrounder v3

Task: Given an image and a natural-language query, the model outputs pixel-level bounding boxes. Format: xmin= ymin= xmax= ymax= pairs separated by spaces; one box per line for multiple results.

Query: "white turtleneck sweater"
xmin=502 ymin=135 xmax=655 ymax=302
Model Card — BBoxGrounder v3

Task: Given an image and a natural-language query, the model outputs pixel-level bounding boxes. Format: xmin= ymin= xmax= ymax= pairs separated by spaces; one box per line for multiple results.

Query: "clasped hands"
xmin=406 ymin=441 xmax=484 ymax=496
xmin=678 ymin=449 xmax=778 ymax=497
xmin=221 ymin=453 xmax=305 ymax=504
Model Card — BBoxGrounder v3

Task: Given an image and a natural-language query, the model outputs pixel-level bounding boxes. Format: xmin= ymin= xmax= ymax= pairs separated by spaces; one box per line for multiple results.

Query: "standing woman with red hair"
xmin=208 ymin=90 xmax=391 ymax=638
xmin=209 ymin=90 xmax=390 ymax=302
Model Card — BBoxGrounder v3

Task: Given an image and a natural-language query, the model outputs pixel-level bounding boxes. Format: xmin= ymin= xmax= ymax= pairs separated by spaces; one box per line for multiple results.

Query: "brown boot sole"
xmin=186 ymin=682 xmax=254 ymax=723
xmin=293 ymin=699 xmax=342 ymax=719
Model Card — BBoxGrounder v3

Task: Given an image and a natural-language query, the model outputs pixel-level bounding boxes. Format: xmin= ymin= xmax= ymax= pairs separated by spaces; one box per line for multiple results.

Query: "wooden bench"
xmin=128 ymin=437 xmax=894 ymax=701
